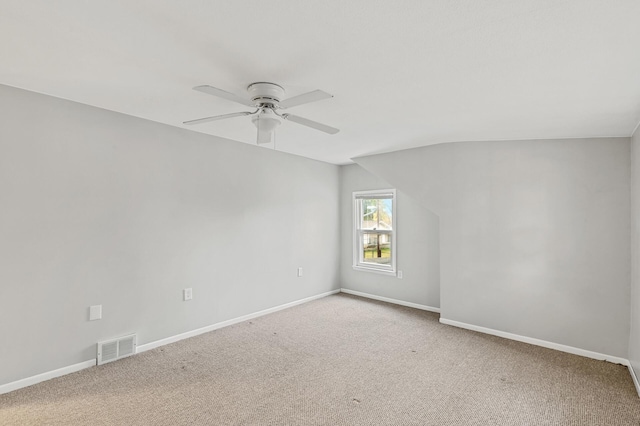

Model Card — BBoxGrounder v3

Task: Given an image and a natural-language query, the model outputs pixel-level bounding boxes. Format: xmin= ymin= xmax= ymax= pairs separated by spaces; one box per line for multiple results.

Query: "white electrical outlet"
xmin=183 ymin=288 xmax=193 ymax=301
xmin=297 ymin=267 xmax=303 ymax=277
xmin=89 ymin=305 xmax=102 ymax=321
xmin=397 ymin=270 xmax=403 ymax=279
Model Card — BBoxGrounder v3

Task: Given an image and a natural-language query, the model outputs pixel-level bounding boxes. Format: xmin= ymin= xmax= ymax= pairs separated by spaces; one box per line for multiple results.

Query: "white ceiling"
xmin=1 ymin=1 xmax=639 ymax=164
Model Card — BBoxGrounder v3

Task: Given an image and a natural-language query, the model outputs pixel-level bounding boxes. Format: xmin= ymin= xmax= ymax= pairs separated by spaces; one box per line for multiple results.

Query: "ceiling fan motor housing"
xmin=247 ymin=82 xmax=285 ymax=106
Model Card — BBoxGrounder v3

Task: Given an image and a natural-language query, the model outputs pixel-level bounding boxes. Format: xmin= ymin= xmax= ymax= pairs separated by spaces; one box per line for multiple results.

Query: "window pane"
xmin=360 ymin=198 xmax=393 ymax=230
xmin=361 ymin=232 xmax=392 ymax=265
xmin=353 ymin=189 xmax=396 ymax=275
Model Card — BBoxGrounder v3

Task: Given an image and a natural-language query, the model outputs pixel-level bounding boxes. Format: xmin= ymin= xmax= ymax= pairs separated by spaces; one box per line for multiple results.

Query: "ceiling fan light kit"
xmin=184 ymin=82 xmax=339 ymax=146
xmin=252 ymin=108 xmax=281 ymax=145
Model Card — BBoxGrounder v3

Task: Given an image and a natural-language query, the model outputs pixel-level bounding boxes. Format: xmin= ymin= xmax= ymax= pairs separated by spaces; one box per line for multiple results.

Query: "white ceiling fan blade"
xmin=283 ymin=114 xmax=340 ymax=134
xmin=278 ymin=90 xmax=333 ymax=109
xmin=183 ymin=111 xmax=252 ymax=125
xmin=193 ymin=85 xmax=254 ymax=107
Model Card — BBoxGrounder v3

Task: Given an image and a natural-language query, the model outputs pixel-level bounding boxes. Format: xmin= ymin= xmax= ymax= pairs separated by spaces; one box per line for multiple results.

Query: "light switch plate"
xmin=297 ymin=267 xmax=303 ymax=277
xmin=397 ymin=270 xmax=403 ymax=279
xmin=183 ymin=288 xmax=193 ymax=301
xmin=89 ymin=305 xmax=102 ymax=321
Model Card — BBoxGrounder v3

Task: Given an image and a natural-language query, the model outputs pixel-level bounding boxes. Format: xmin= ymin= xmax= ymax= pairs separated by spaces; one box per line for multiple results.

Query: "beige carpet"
xmin=1 ymin=293 xmax=639 ymax=425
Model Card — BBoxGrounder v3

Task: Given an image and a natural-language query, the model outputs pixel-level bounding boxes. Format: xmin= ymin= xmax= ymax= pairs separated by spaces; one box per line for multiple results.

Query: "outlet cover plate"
xmin=89 ymin=305 xmax=102 ymax=321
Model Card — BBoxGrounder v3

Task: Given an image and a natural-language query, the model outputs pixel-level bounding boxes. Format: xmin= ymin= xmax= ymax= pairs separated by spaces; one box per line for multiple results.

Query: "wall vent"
xmin=97 ymin=334 xmax=137 ymax=365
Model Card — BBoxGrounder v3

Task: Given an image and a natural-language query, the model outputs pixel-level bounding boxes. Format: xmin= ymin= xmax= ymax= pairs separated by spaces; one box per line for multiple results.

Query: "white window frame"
xmin=352 ymin=189 xmax=397 ymax=276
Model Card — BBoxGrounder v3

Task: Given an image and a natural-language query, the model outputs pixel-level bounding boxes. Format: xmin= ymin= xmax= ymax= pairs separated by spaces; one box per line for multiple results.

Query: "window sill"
xmin=352 ymin=265 xmax=397 ymax=277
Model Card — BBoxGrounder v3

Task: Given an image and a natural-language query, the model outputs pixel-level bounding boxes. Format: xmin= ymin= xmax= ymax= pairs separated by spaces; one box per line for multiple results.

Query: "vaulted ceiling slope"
xmin=1 ymin=1 xmax=639 ymax=164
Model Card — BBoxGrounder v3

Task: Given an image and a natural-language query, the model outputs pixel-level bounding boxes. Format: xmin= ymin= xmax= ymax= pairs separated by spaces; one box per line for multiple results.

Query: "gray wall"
xmin=630 ymin=126 xmax=640 ymax=376
xmin=339 ymin=164 xmax=440 ymax=308
xmin=0 ymin=84 xmax=340 ymax=386
xmin=355 ymin=138 xmax=630 ymax=357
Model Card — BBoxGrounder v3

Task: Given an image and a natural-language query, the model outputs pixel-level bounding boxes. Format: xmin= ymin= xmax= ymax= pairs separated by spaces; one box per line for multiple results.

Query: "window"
xmin=353 ymin=189 xmax=396 ymax=275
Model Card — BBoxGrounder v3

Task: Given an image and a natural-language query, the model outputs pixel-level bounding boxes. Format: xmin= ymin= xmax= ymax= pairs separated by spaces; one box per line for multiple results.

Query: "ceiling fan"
xmin=183 ymin=82 xmax=339 ymax=145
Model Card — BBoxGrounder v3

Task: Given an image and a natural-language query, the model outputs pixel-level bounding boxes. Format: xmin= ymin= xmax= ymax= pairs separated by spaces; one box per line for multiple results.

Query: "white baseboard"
xmin=439 ymin=317 xmax=629 ymax=366
xmin=629 ymin=364 xmax=640 ymax=397
xmin=0 ymin=359 xmax=96 ymax=395
xmin=137 ymin=289 xmax=341 ymax=353
xmin=0 ymin=289 xmax=340 ymax=395
xmin=340 ymin=288 xmax=440 ymax=313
